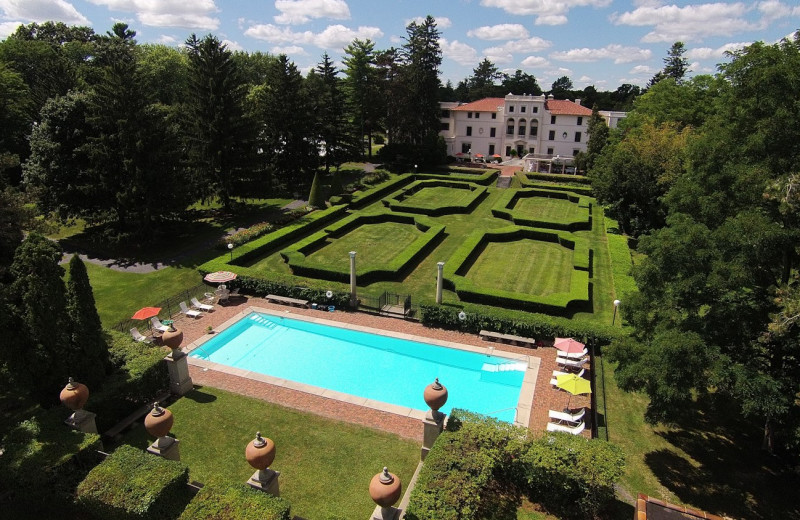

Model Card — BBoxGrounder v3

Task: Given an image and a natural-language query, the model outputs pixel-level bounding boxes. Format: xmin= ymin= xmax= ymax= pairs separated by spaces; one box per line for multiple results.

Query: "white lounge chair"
xmin=179 ymin=301 xmax=201 ymax=318
xmin=557 ymin=348 xmax=589 ymax=360
xmin=557 ymin=356 xmax=588 ymax=369
xmin=130 ymin=327 xmax=152 ymax=343
xmin=552 ymin=368 xmax=586 ymax=379
xmin=216 ymin=287 xmax=230 ymax=304
xmin=548 ymin=408 xmax=586 ymax=424
xmin=151 ymin=317 xmax=170 ymax=333
xmin=191 ymin=297 xmax=213 ymax=312
xmin=546 ymin=421 xmax=586 ymax=435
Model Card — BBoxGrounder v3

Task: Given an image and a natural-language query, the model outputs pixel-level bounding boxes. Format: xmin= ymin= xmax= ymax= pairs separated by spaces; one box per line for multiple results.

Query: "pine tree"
xmin=66 ymin=255 xmax=109 ymax=388
xmin=313 ymin=53 xmax=358 ymax=173
xmin=343 ymin=39 xmax=381 ymax=159
xmin=663 ymin=42 xmax=689 ymax=83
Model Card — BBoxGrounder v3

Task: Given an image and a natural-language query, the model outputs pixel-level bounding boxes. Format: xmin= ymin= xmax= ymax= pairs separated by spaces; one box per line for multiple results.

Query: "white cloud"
xmin=0 ymin=20 xmax=22 ymax=37
xmin=685 ymin=41 xmax=749 ymax=60
xmin=87 ymin=0 xmax=219 ymax=29
xmin=272 ymin=45 xmax=308 ymax=55
xmin=612 ymin=3 xmax=757 ymax=43
xmin=481 ymin=0 xmax=612 ymax=25
xmin=758 ymin=1 xmax=800 ymax=22
xmin=274 ymin=0 xmax=350 ymax=25
xmin=551 ymin=44 xmax=652 ymax=63
xmin=244 ymin=23 xmax=382 ymax=50
xmin=0 ymin=0 xmax=89 ymax=25
xmin=520 ymin=55 xmax=550 ymax=67
xmin=629 ymin=64 xmax=654 ymax=74
xmin=467 ymin=23 xmax=529 ymax=40
xmin=222 ymin=39 xmax=244 ymax=51
xmin=484 ymin=36 xmax=553 ymax=58
xmin=156 ymin=34 xmax=178 ymax=44
xmin=485 ymin=52 xmax=514 ymax=64
xmin=406 ymin=16 xmax=452 ymax=29
xmin=439 ymin=38 xmax=480 ymax=65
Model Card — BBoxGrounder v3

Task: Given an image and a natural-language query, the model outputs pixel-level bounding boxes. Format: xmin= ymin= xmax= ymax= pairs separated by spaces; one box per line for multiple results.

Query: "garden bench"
xmin=266 ymin=294 xmax=309 ymax=308
xmin=479 ymin=330 xmax=537 ymax=348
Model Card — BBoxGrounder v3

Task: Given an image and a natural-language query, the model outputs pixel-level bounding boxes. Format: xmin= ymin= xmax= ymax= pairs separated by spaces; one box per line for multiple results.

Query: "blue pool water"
xmin=190 ymin=312 xmax=526 ymax=422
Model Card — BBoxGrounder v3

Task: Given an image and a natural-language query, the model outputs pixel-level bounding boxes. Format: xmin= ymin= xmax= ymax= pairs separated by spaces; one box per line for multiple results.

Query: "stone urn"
xmin=246 ymin=431 xmax=276 ymax=472
xmin=60 ymin=377 xmax=89 ymax=412
xmin=369 ymin=467 xmax=402 ymax=508
xmin=161 ymin=327 xmax=183 ymax=354
xmin=423 ymin=378 xmax=448 ymax=412
xmin=144 ymin=402 xmax=174 ymax=448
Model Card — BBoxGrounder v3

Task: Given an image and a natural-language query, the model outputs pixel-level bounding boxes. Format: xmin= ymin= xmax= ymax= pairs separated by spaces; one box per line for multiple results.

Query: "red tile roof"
xmin=545 ymin=99 xmax=592 ymax=116
xmin=452 ymin=98 xmax=505 ymax=112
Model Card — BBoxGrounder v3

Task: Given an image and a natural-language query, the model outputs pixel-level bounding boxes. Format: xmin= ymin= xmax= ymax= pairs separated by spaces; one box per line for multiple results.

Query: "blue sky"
xmin=1 ymin=0 xmax=798 ymax=90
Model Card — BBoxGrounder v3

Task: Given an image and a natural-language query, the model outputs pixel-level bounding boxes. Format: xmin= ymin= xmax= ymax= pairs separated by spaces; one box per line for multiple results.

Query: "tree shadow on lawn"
xmin=644 ymin=394 xmax=800 ymax=520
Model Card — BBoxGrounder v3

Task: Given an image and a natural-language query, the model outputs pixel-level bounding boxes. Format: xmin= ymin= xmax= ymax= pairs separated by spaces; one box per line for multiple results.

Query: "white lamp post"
xmin=612 ymin=299 xmax=621 ymax=325
xmin=228 ymin=243 xmax=234 ymax=261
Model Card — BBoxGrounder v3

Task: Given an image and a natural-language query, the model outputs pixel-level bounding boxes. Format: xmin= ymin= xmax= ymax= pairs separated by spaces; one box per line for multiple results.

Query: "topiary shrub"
xmin=308 ymin=172 xmax=325 ymax=208
xmin=76 ymin=444 xmax=190 ymax=520
xmin=177 ymin=484 xmax=291 ymax=520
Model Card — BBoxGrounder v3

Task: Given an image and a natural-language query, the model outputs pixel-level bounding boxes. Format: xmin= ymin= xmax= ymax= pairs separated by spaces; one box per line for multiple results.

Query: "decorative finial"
xmin=432 ymin=378 xmax=443 ymax=390
xmin=379 ymin=467 xmax=394 ymax=484
xmin=66 ymin=377 xmax=77 ymax=390
xmin=254 ymin=431 xmax=267 ymax=448
xmin=151 ymin=401 xmax=165 ymax=416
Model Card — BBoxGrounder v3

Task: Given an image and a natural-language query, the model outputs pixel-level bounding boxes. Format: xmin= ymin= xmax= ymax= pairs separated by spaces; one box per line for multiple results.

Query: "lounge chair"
xmin=548 ymin=408 xmax=586 ymax=424
xmin=179 ymin=301 xmax=202 ymax=318
xmin=216 ymin=288 xmax=229 ymax=304
xmin=557 ymin=348 xmax=589 ymax=360
xmin=130 ymin=327 xmax=152 ymax=343
xmin=151 ymin=317 xmax=171 ymax=333
xmin=191 ymin=297 xmax=214 ymax=312
xmin=550 ymin=368 xmax=586 ymax=385
xmin=546 ymin=420 xmax=586 ymax=435
xmin=557 ymin=356 xmax=588 ymax=369
xmin=229 ymin=287 xmax=242 ymax=298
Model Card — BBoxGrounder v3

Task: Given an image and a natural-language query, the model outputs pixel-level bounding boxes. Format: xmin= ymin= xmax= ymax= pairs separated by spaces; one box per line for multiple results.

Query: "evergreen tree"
xmin=648 ymin=42 xmax=690 ymax=87
xmin=307 ymin=171 xmax=325 ymax=208
xmin=343 ymin=39 xmax=381 ymax=158
xmin=585 ymin=105 xmax=609 ymax=171
xmin=467 ymin=58 xmax=502 ymax=100
xmin=501 ymin=70 xmax=542 ymax=95
xmin=312 ymin=53 xmax=358 ymax=172
xmin=550 ymin=76 xmax=573 ymax=98
xmin=66 ymin=255 xmax=109 ymax=389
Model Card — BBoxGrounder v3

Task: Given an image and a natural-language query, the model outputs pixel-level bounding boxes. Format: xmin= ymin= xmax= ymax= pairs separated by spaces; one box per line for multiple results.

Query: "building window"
xmin=509 ymin=105 xmax=515 ymax=112
xmin=547 ymin=147 xmax=554 ymax=155
xmin=574 ymin=132 xmax=581 ymax=142
xmin=489 ymin=144 xmax=495 ymax=155
xmin=572 ymin=149 xmax=579 ymax=156
xmin=577 ymin=116 xmax=583 ymax=125
xmin=551 ymin=115 xmax=557 ymax=124
xmin=507 ymin=124 xmax=514 ymax=135
xmin=530 ymin=125 xmax=538 ymax=137
xmin=491 ymin=113 xmax=497 ymax=119
xmin=533 ymin=107 xmax=538 ymax=113
xmin=529 ymin=147 xmax=535 ymax=153
xmin=466 ymin=126 xmax=472 ymax=136
xmin=441 ymin=110 xmax=450 ymax=118
xmin=490 ymin=127 xmax=496 ymax=137
xmin=548 ymin=130 xmax=555 ymax=140
xmin=462 ymin=143 xmax=471 ymax=153
xmin=521 ymin=106 xmax=526 ymax=113
xmin=505 ymin=145 xmax=511 ymax=156
xmin=468 ymin=112 xmax=473 ymax=118
xmin=440 ymin=122 xmax=449 ymax=131
xmin=475 ymin=113 xmax=480 ymax=119
xmin=518 ymin=125 xmax=526 ymax=136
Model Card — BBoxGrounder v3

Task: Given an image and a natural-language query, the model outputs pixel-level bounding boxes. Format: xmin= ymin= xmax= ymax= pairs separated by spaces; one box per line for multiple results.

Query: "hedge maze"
xmin=201 ymin=167 xmax=619 ymax=320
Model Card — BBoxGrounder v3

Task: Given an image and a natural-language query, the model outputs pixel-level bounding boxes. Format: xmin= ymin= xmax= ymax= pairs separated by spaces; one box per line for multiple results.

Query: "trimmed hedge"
xmin=525 ymin=172 xmax=591 ymax=185
xmin=383 ymin=180 xmax=487 ymax=216
xmin=405 ymin=409 xmax=624 ymax=520
xmin=491 ymin=188 xmax=592 ymax=231
xmin=281 ymin=211 xmax=444 ymax=285
xmin=88 ymin=331 xmax=169 ymax=433
xmin=417 ymin=168 xmax=499 ymax=186
xmin=76 ymin=444 xmax=190 ymax=520
xmin=605 ymin=215 xmax=637 ymax=303
xmin=348 ymin=174 xmax=414 ymax=209
xmin=0 ymin=406 xmax=103 ymax=514
xmin=444 ymin=225 xmax=591 ymax=315
xmin=519 ymin=176 xmax=593 ymax=196
xmin=235 ymin=276 xmax=352 ymax=309
xmin=177 ymin=485 xmax=291 ymax=520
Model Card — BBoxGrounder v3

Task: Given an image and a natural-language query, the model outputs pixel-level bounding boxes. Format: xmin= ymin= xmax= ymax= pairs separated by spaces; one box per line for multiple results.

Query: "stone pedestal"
xmin=247 ymin=468 xmax=281 ymax=496
xmin=421 ymin=411 xmax=445 ymax=461
xmin=65 ymin=409 xmax=98 ymax=435
xmin=436 ymin=262 xmax=444 ymax=304
xmin=147 ymin=436 xmax=181 ymax=461
xmin=164 ymin=351 xmax=193 ymax=396
xmin=371 ymin=505 xmax=400 ymax=520
xmin=349 ymin=251 xmax=357 ymax=307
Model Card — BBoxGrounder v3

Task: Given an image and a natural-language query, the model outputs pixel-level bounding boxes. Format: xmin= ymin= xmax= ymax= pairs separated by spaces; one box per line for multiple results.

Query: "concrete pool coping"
xmin=184 ymin=305 xmax=540 ymax=428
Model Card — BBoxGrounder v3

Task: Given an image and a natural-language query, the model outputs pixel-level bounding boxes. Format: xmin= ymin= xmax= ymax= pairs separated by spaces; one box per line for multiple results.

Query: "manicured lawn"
xmin=119 ymin=386 xmax=419 ymax=520
xmin=514 ymin=196 xmax=581 ymax=222
xmin=402 ymin=185 xmax=475 ymax=208
xmin=465 ymin=239 xmax=573 ymax=295
xmin=84 ymin=263 xmax=202 ymax=326
xmin=306 ymin=221 xmax=422 ymax=270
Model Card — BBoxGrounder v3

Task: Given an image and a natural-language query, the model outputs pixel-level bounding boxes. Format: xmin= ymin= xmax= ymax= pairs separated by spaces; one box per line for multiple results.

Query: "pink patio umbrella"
xmin=554 ymin=337 xmax=586 ymax=355
xmin=204 ymin=271 xmax=237 ymax=284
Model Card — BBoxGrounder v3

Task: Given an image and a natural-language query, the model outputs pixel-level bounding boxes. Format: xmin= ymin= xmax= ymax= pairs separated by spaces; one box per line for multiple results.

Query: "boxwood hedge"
xmin=383 ymin=180 xmax=487 ymax=216
xmin=177 ymin=485 xmax=291 ymax=520
xmin=348 ymin=174 xmax=414 ymax=209
xmin=491 ymin=188 xmax=592 ymax=231
xmin=519 ymin=176 xmax=593 ymax=196
xmin=417 ymin=168 xmax=499 ymax=186
xmin=76 ymin=444 xmax=190 ymax=520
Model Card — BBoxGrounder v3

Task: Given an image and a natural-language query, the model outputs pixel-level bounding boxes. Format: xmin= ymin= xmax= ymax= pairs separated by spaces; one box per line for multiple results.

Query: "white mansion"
xmin=439 ymin=94 xmax=625 ymax=172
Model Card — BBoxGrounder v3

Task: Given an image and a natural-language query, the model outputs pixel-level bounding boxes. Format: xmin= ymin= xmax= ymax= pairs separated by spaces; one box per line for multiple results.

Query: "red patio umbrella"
xmin=475 ymin=153 xmax=484 ymax=158
xmin=131 ymin=307 xmax=162 ymax=320
xmin=492 ymin=154 xmax=502 ymax=158
xmin=204 ymin=271 xmax=237 ymax=283
xmin=455 ymin=152 xmax=464 ymax=156
xmin=554 ymin=337 xmax=586 ymax=354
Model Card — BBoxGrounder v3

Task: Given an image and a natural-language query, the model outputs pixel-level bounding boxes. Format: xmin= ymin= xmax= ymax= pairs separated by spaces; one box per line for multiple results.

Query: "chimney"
xmin=574 ymin=98 xmax=582 ymax=106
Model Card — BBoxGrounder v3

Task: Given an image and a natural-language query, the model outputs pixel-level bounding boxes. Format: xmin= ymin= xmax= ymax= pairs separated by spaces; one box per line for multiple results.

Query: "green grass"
xmin=402 ymin=186 xmax=476 ymax=208
xmin=306 ymin=221 xmax=422 ymax=271
xmin=465 ymin=239 xmax=573 ymax=296
xmin=118 ymin=386 xmax=419 ymax=520
xmin=514 ymin=197 xmax=581 ymax=222
xmin=85 ymin=263 xmax=201 ymax=326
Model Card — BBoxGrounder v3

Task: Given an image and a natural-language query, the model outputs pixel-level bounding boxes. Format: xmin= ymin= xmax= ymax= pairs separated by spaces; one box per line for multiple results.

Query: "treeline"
xmin=438 ymin=57 xmax=641 ymax=111
xmin=588 ymin=32 xmax=800 ymax=456
xmin=0 ymin=17 xmax=446 ymax=237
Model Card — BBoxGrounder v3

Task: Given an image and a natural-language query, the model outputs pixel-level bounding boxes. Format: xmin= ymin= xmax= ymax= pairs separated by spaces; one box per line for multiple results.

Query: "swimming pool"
xmin=188 ymin=310 xmax=533 ymax=423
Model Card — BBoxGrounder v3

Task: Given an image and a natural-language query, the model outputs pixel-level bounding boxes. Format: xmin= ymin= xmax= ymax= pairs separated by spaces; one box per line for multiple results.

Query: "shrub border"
xmin=491 ymin=188 xmax=592 ymax=231
xmin=383 ymin=179 xmax=487 ymax=216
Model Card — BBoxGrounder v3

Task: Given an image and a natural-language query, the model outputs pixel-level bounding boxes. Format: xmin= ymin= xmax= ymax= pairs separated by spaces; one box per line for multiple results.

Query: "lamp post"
xmin=228 ymin=243 xmax=234 ymax=261
xmin=468 ymin=148 xmax=472 ymax=162
xmin=414 ymin=163 xmax=418 ymax=173
xmin=612 ymin=299 xmax=621 ymax=326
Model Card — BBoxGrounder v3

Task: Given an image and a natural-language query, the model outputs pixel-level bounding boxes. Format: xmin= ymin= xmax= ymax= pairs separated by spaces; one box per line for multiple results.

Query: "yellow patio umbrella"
xmin=556 ymin=373 xmax=591 ymax=410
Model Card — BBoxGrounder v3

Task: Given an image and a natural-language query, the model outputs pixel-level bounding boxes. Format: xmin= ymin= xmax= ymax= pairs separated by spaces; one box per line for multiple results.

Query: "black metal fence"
xmin=589 ymin=337 xmax=609 ymax=441
xmin=113 ymin=282 xmax=213 ymax=334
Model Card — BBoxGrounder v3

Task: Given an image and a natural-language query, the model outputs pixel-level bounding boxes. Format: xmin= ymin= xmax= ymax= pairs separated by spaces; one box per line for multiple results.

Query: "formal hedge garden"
xmin=383 ymin=179 xmax=487 ymax=215
xmin=492 ymin=188 xmax=592 ymax=231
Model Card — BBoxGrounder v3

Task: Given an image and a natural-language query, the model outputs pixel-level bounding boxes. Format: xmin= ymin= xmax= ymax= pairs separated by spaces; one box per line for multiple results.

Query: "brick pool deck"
xmin=170 ymin=296 xmax=591 ymax=442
